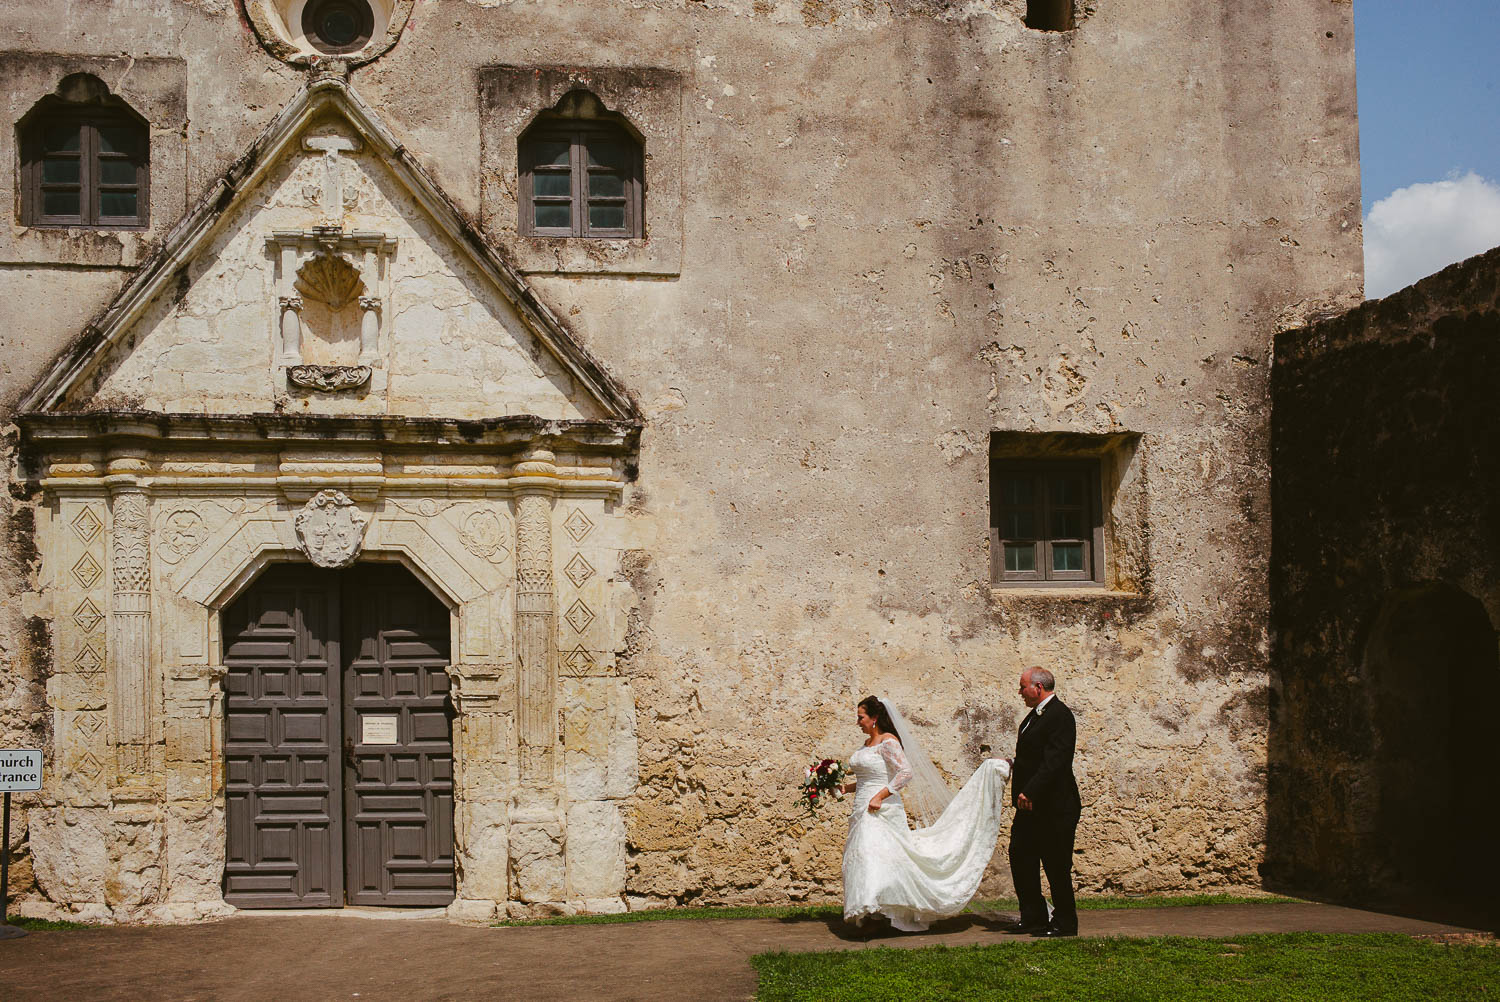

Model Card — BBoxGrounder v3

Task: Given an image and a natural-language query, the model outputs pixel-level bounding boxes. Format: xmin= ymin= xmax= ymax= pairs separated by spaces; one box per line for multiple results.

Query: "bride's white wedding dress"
xmin=842 ymin=737 xmax=1012 ymax=931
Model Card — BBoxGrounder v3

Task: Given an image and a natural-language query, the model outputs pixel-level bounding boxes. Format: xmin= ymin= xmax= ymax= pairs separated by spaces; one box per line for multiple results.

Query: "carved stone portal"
xmin=293 ymin=489 xmax=369 ymax=568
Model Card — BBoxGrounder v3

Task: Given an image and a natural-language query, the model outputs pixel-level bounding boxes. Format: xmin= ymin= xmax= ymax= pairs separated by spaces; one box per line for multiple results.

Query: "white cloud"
xmin=1363 ymin=172 xmax=1500 ymax=300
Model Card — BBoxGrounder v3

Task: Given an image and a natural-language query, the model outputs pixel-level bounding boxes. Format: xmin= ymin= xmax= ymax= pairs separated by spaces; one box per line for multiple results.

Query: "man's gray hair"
xmin=1028 ymin=667 xmax=1056 ymax=692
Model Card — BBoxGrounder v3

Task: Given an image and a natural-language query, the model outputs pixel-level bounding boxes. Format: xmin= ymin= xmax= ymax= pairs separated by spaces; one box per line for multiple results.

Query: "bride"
xmin=841 ymin=695 xmax=1012 ymax=932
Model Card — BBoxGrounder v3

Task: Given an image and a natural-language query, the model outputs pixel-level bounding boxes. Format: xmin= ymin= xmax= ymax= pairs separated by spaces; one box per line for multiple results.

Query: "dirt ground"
xmin=0 ymin=902 xmax=1488 ymax=1002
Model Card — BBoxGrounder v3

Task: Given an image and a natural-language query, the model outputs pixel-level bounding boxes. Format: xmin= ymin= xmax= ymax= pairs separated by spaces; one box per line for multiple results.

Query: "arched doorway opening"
xmin=221 ymin=561 xmax=455 ymax=908
xmin=1361 ymin=582 xmax=1499 ymax=908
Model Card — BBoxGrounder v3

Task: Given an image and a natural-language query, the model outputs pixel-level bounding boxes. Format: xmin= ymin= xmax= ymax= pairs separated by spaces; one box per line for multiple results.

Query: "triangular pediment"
xmin=21 ymin=77 xmax=639 ymax=425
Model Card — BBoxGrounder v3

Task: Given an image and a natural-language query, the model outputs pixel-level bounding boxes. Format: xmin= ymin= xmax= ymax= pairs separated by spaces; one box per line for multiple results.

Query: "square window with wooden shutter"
xmin=20 ymin=105 xmax=149 ymax=229
xmin=990 ymin=460 xmax=1105 ymax=587
xmin=519 ymin=120 xmax=642 ymax=239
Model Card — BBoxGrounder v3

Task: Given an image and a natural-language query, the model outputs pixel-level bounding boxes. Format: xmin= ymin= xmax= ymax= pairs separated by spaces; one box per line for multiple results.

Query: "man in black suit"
xmin=1006 ymin=666 xmax=1082 ymax=937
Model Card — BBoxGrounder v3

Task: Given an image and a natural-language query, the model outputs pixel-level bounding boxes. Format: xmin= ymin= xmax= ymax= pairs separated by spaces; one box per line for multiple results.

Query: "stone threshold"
xmin=232 ymin=906 xmax=449 ymax=921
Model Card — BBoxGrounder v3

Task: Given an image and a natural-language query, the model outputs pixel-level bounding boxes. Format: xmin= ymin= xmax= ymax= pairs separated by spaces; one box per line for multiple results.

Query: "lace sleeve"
xmin=877 ymin=738 xmax=913 ymax=792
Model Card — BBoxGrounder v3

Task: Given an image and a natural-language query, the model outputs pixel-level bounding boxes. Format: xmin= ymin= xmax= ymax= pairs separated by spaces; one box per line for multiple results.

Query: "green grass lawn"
xmin=7 ymin=916 xmax=89 ymax=931
xmin=751 ymin=933 xmax=1498 ymax=1002
xmin=495 ymin=892 xmax=1301 ymax=927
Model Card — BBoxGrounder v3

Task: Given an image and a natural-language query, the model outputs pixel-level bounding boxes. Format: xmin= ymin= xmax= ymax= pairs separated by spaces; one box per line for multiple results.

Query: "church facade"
xmin=0 ymin=0 xmax=1362 ymax=922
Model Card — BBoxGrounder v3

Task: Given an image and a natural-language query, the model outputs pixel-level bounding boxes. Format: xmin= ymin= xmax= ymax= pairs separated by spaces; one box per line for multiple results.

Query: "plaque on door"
xmin=362 ymin=716 xmax=399 ymax=745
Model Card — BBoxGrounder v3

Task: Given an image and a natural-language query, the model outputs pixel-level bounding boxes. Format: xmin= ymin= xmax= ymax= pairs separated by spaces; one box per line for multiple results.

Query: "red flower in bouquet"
xmin=799 ymin=757 xmax=850 ymax=815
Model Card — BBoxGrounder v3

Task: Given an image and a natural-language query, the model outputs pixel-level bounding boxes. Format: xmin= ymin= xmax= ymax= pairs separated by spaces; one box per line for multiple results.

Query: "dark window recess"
xmin=302 ymin=0 xmax=375 ymax=55
xmin=990 ymin=460 xmax=1104 ymax=586
xmin=519 ymin=123 xmax=642 ymax=238
xmin=1026 ymin=0 xmax=1076 ymax=31
xmin=20 ymin=109 xmax=148 ymax=228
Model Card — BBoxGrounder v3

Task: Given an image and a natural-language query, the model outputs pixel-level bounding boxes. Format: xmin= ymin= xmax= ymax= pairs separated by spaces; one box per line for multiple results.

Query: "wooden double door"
xmin=223 ymin=562 xmax=456 ymax=908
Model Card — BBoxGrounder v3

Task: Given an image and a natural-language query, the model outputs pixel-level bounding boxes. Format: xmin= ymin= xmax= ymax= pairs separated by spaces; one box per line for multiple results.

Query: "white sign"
xmin=362 ymin=716 xmax=399 ymax=745
xmin=0 ymin=750 xmax=42 ymax=792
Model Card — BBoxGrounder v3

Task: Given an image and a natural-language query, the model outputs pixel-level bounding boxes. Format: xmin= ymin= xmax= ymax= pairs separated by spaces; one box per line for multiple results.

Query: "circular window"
xmin=301 ymin=0 xmax=375 ymax=54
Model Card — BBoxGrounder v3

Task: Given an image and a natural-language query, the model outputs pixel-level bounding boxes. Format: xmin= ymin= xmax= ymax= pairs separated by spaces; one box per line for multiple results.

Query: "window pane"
xmin=589 ymin=204 xmax=626 ymax=230
xmin=1004 ymin=510 xmax=1034 ymax=538
xmin=1052 ymin=543 xmax=1085 ymax=572
xmin=1002 ymin=476 xmax=1034 ymax=506
xmin=42 ymin=158 xmax=81 ymax=184
xmin=44 ymin=123 xmax=82 ymax=152
xmin=99 ymin=190 xmax=138 ymax=217
xmin=1004 ymin=544 xmax=1036 ymax=572
xmin=1052 ymin=509 xmax=1083 ymax=539
xmin=1053 ymin=476 xmax=1084 ymax=506
xmin=533 ymin=141 xmax=570 ymax=167
xmin=534 ymin=203 xmax=571 ymax=229
xmin=589 ymin=172 xmax=625 ymax=198
xmin=43 ymin=190 xmax=80 ymax=216
xmin=98 ymin=126 xmax=137 ymax=155
xmin=533 ymin=172 xmax=571 ymax=197
xmin=98 ymin=159 xmax=137 ymax=185
xmin=587 ymin=141 xmax=625 ymax=169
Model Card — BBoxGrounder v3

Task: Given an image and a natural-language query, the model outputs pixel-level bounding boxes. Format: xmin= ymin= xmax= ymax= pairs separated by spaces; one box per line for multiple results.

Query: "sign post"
xmin=0 ymin=749 xmax=43 ymax=940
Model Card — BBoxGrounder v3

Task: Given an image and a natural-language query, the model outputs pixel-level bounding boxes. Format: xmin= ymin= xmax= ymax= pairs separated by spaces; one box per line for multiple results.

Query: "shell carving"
xmin=294 ymin=253 xmax=365 ymax=310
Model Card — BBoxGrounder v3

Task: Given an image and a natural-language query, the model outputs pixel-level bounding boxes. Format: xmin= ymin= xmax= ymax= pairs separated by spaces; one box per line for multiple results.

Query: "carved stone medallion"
xmin=157 ymin=508 xmax=208 ymax=565
xmin=287 ymin=364 xmax=372 ymax=392
xmin=459 ymin=508 xmax=510 ymax=565
xmin=294 ymin=490 xmax=370 ymax=568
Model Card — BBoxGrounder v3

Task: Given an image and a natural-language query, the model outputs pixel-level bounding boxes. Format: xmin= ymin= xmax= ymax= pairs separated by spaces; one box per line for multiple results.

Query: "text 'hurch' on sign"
xmin=0 ymin=750 xmax=43 ymax=792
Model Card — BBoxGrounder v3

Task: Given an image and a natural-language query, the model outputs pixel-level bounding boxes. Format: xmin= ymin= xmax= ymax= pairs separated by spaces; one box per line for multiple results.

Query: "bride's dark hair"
xmin=858 ymin=695 xmax=900 ymax=742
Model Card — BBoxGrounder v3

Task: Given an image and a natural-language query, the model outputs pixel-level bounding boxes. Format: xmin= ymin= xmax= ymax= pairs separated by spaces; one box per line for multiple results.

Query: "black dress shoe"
xmin=1003 ymin=921 xmax=1049 ymax=935
xmin=1041 ymin=927 xmax=1077 ymax=938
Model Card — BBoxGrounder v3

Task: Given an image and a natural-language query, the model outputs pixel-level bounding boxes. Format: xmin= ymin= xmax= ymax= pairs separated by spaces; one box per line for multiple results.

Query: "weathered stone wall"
xmin=71 ymin=123 xmax=601 ymax=419
xmin=1268 ymin=247 xmax=1500 ymax=912
xmin=2 ymin=0 xmax=1362 ymax=918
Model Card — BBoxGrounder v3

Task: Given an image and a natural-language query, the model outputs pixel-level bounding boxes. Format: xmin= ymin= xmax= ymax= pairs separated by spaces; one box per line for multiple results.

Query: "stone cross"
xmin=305 ymin=134 xmax=358 ymax=224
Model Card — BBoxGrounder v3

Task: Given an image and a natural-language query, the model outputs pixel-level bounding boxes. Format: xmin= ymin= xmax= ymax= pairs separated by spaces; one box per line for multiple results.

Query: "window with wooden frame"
xmin=19 ymin=105 xmax=149 ymax=229
xmin=990 ymin=460 xmax=1105 ymax=586
xmin=519 ymin=122 xmax=642 ymax=239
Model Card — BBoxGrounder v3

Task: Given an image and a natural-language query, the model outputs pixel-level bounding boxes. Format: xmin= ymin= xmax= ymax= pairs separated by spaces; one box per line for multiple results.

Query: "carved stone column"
xmin=278 ymin=295 xmax=303 ymax=358
xmin=446 ymin=666 xmax=513 ymax=921
xmin=509 ymin=448 xmax=565 ymax=909
xmin=108 ymin=487 xmax=152 ymax=783
xmin=514 ymin=454 xmax=558 ymax=788
xmin=358 ymin=295 xmax=380 ymax=358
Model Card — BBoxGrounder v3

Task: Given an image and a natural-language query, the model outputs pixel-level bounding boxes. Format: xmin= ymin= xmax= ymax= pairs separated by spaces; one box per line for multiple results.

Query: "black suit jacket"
xmin=1011 ymin=697 xmax=1082 ymax=817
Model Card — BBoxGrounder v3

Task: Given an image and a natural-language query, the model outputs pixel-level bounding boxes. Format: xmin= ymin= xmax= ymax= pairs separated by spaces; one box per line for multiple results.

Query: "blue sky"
xmin=1355 ymin=2 xmax=1500 ymax=296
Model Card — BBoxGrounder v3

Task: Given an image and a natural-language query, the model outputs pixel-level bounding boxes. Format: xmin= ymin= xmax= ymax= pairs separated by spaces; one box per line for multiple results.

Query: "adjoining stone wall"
xmin=1268 ymin=246 xmax=1500 ymax=912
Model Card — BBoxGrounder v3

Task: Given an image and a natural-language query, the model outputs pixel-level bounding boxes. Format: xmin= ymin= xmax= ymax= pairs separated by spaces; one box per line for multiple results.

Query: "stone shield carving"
xmin=294 ymin=490 xmax=370 ymax=568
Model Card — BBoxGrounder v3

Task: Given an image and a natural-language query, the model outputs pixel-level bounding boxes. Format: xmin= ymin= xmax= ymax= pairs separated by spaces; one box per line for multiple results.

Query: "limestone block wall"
xmin=1268 ymin=247 xmax=1500 ymax=909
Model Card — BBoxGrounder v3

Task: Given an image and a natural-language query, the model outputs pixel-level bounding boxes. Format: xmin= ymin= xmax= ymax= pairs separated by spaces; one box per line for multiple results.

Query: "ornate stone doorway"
xmin=223 ymin=561 xmax=455 ymax=908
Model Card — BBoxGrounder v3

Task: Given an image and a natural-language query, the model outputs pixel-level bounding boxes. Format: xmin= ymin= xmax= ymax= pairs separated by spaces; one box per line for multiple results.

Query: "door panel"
xmin=223 ymin=566 xmax=343 ymax=908
xmin=342 ymin=564 xmax=456 ymax=906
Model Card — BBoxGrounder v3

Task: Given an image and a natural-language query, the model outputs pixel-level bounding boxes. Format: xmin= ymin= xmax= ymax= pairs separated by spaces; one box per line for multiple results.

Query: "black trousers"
xmin=1008 ymin=805 xmax=1081 ymax=933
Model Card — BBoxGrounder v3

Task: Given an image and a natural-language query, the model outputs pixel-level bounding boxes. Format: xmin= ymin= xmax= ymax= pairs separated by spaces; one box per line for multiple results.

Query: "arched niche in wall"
xmin=16 ymin=73 xmax=150 ymax=229
xmin=1357 ymin=582 xmax=1500 ymax=907
xmin=517 ymin=90 xmax=645 ymax=240
xmin=264 ymin=118 xmax=396 ymax=395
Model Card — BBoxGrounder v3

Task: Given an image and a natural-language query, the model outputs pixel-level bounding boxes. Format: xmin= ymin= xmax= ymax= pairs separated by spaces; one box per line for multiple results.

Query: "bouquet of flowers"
xmin=800 ymin=758 xmax=850 ymax=814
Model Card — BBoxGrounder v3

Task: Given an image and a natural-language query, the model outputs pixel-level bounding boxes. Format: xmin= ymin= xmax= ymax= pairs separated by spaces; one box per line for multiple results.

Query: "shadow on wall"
xmin=1357 ymin=584 xmax=1499 ymax=907
xmin=1265 ymin=246 xmax=1500 ymax=930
